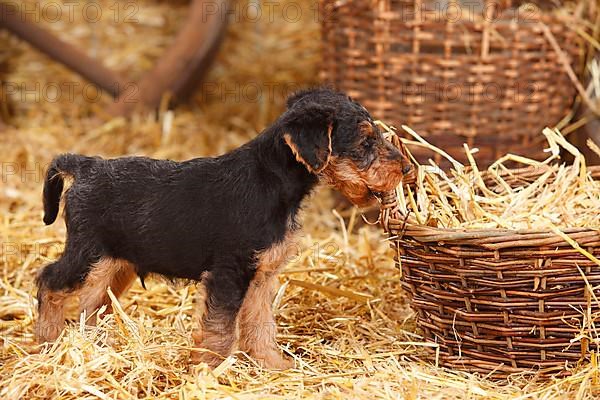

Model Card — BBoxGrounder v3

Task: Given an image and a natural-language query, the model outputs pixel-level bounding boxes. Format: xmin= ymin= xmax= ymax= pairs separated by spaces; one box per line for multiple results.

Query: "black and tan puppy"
xmin=35 ymin=88 xmax=414 ymax=368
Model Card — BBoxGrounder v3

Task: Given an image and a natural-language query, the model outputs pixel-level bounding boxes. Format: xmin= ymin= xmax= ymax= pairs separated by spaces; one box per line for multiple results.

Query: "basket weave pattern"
xmin=380 ymin=167 xmax=600 ymax=376
xmin=320 ymin=0 xmax=580 ymax=167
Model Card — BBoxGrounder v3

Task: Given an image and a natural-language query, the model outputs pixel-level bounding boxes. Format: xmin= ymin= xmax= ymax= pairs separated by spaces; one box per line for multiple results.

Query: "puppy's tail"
xmin=43 ymin=154 xmax=96 ymax=225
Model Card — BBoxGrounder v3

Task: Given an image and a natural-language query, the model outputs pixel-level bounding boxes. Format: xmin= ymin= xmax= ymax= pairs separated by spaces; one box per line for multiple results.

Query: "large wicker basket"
xmin=381 ymin=165 xmax=600 ymax=377
xmin=320 ymin=0 xmax=581 ymax=167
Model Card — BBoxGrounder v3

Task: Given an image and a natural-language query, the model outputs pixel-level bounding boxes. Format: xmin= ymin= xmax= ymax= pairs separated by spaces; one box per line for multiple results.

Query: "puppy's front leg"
xmin=237 ymin=239 xmax=293 ymax=369
xmin=190 ymin=270 xmax=248 ymax=368
xmin=237 ymin=270 xmax=292 ymax=369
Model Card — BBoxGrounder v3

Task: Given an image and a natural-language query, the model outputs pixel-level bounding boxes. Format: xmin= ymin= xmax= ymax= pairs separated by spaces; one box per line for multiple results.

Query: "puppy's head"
xmin=281 ymin=88 xmax=415 ymax=206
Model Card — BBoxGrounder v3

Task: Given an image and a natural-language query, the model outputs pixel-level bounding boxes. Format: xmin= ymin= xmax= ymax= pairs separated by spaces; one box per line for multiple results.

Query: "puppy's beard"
xmin=338 ymin=183 xmax=376 ymax=207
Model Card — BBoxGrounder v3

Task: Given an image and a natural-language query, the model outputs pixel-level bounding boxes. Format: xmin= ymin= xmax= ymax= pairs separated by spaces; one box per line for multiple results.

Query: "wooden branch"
xmin=0 ymin=0 xmax=229 ymax=116
xmin=0 ymin=2 xmax=129 ymax=97
xmin=108 ymin=0 xmax=230 ymax=116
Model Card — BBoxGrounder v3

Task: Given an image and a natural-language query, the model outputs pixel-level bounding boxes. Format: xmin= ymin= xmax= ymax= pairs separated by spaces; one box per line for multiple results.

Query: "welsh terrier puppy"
xmin=35 ymin=88 xmax=414 ymax=369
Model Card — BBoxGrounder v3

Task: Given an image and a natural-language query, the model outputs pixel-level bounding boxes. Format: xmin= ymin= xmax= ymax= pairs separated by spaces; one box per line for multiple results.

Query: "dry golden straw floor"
xmin=1 ymin=1 xmax=599 ymax=398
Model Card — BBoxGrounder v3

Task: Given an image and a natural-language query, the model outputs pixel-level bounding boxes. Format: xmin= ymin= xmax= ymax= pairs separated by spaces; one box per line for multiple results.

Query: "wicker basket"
xmin=320 ymin=0 xmax=581 ymax=167
xmin=380 ymin=161 xmax=600 ymax=377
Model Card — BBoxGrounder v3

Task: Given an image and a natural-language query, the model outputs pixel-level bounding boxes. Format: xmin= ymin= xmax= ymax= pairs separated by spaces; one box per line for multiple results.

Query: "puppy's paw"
xmin=34 ymin=323 xmax=63 ymax=344
xmin=253 ymin=350 xmax=294 ymax=370
xmin=190 ymin=348 xmax=225 ymax=369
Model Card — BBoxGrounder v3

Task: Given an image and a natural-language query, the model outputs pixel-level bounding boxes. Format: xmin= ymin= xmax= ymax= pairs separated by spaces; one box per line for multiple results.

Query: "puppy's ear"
xmin=282 ymin=102 xmax=335 ymax=174
xmin=286 ymin=90 xmax=310 ymax=109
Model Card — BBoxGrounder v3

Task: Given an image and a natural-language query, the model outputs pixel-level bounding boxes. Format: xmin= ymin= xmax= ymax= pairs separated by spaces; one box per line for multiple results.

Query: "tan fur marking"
xmin=191 ymin=277 xmax=209 ymax=342
xmin=78 ymin=257 xmax=136 ymax=325
xmin=256 ymin=233 xmax=295 ymax=274
xmin=190 ymin=276 xmax=211 ymax=364
xmin=36 ymin=257 xmax=136 ymax=343
xmin=322 ymin=148 xmax=408 ymax=207
xmin=237 ymin=236 xmax=294 ymax=369
xmin=363 ymin=151 xmax=404 ymax=192
xmin=358 ymin=121 xmax=376 ymax=137
xmin=323 ymin=124 xmax=333 ymax=171
xmin=284 ymin=133 xmax=315 ymax=173
xmin=283 ymin=124 xmax=333 ymax=174
xmin=35 ymin=287 xmax=68 ymax=343
xmin=321 ymin=157 xmax=374 ymax=206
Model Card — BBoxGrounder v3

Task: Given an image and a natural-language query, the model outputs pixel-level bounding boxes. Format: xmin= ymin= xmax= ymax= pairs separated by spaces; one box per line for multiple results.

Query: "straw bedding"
xmin=393 ymin=126 xmax=600 ymax=230
xmin=1 ymin=1 xmax=600 ymax=398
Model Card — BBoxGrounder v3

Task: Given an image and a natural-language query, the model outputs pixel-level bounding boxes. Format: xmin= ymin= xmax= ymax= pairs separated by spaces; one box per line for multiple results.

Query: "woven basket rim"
xmin=382 ymin=165 xmax=600 ymax=246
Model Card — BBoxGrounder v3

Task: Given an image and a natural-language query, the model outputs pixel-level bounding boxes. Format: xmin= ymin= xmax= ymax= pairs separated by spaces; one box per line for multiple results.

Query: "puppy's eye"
xmin=362 ymin=138 xmax=374 ymax=149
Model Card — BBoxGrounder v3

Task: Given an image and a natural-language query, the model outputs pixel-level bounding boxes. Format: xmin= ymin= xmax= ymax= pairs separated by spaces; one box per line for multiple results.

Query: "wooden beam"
xmin=0 ymin=2 xmax=129 ymax=97
xmin=0 ymin=0 xmax=229 ymax=116
xmin=108 ymin=0 xmax=230 ymax=116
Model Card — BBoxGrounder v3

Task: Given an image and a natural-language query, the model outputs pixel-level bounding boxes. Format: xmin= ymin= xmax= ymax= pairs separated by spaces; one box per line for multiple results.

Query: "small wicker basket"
xmin=320 ymin=0 xmax=581 ymax=167
xmin=381 ymin=161 xmax=600 ymax=377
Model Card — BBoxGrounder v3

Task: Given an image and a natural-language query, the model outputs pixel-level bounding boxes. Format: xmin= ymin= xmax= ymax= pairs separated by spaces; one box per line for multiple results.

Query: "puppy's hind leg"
xmin=35 ymin=259 xmax=74 ymax=343
xmin=78 ymin=257 xmax=137 ymax=326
